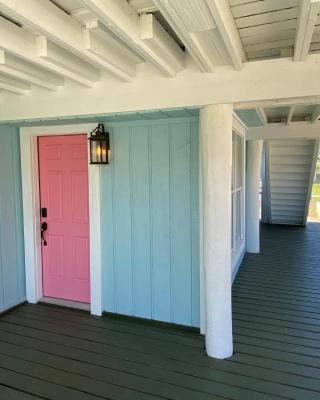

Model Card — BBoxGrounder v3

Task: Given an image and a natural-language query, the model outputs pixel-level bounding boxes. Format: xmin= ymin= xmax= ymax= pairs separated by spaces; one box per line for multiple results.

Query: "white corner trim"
xmin=20 ymin=123 xmax=103 ymax=316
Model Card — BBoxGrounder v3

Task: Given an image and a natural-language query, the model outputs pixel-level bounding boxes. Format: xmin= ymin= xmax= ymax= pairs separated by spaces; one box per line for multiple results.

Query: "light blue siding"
xmin=0 ymin=126 xmax=25 ymax=312
xmin=101 ymin=118 xmax=200 ymax=327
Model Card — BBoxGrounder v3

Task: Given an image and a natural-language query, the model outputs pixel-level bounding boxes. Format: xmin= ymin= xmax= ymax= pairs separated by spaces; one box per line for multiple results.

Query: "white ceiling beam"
xmin=0 ymin=17 xmax=96 ymax=87
xmin=236 ymin=96 xmax=320 ymax=110
xmin=83 ymin=0 xmax=184 ymax=76
xmin=0 ymin=0 xmax=136 ymax=82
xmin=139 ymin=13 xmax=184 ymax=73
xmin=247 ymin=121 xmax=320 ymax=141
xmin=84 ymin=20 xmax=142 ymax=77
xmin=286 ymin=106 xmax=295 ymax=124
xmin=37 ymin=36 xmax=100 ymax=82
xmin=255 ymin=107 xmax=268 ymax=125
xmin=311 ymin=105 xmax=320 ymax=122
xmin=206 ymin=0 xmax=246 ymax=70
xmin=69 ymin=7 xmax=96 ymax=23
xmin=153 ymin=0 xmax=246 ymax=71
xmin=129 ymin=0 xmax=158 ymax=13
xmin=294 ymin=0 xmax=320 ymax=61
xmin=0 ymin=73 xmax=30 ymax=95
xmin=3 ymin=54 xmax=320 ymax=121
xmin=153 ymin=0 xmax=219 ymax=72
xmin=0 ymin=50 xmax=63 ymax=91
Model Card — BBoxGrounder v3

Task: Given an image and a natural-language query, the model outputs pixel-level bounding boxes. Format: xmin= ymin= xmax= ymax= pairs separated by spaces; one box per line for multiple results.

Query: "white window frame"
xmin=231 ymin=117 xmax=246 ymax=269
xmin=20 ymin=123 xmax=103 ymax=316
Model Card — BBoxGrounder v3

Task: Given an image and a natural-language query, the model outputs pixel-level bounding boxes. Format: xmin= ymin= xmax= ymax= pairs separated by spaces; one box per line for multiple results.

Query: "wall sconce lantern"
xmin=89 ymin=123 xmax=110 ymax=165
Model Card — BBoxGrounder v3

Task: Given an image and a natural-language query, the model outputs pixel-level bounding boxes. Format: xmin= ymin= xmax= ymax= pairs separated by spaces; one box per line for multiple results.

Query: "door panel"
xmin=38 ymin=134 xmax=90 ymax=303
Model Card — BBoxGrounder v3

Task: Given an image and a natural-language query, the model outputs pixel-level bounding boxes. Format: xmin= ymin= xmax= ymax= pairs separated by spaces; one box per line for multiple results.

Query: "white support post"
xmin=245 ymin=140 xmax=263 ymax=253
xmin=200 ymin=104 xmax=233 ymax=359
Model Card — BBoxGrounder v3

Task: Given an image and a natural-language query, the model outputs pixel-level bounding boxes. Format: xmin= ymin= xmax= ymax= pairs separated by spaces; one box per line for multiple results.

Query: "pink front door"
xmin=38 ymin=134 xmax=90 ymax=303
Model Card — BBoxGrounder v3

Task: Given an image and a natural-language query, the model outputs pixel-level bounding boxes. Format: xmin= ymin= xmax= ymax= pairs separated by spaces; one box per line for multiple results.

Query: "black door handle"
xmin=41 ymin=222 xmax=48 ymax=246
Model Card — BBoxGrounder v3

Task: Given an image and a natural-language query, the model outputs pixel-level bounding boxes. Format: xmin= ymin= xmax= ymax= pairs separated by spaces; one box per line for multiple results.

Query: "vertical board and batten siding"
xmin=0 ymin=126 xmax=25 ymax=312
xmin=101 ymin=118 xmax=200 ymax=327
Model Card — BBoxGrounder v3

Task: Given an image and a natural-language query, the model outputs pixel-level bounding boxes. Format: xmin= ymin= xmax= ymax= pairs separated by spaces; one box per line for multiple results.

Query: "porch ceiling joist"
xmin=0 ymin=72 xmax=30 ymax=95
xmin=255 ymin=107 xmax=268 ymax=125
xmin=84 ymin=20 xmax=142 ymax=77
xmin=82 ymin=0 xmax=185 ymax=76
xmin=294 ymin=0 xmax=320 ymax=61
xmin=247 ymin=121 xmax=320 ymax=141
xmin=0 ymin=0 xmax=137 ymax=82
xmin=0 ymin=17 xmax=96 ymax=87
xmin=153 ymin=0 xmax=246 ymax=72
xmin=37 ymin=36 xmax=100 ymax=83
xmin=0 ymin=50 xmax=63 ymax=91
xmin=139 ymin=13 xmax=184 ymax=73
xmin=128 ymin=0 xmax=158 ymax=13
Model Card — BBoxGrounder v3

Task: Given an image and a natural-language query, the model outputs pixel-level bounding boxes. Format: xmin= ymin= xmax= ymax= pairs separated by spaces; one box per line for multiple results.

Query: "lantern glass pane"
xmin=91 ymin=140 xmax=101 ymax=163
xmin=101 ymin=142 xmax=107 ymax=163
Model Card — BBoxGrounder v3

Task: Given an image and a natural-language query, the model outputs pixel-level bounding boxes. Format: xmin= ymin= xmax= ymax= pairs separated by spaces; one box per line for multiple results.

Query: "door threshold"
xmin=39 ymin=297 xmax=90 ymax=311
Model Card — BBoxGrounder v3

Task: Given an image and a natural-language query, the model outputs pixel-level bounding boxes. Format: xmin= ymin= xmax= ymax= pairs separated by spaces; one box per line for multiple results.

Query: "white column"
xmin=200 ymin=104 xmax=233 ymax=359
xmin=245 ymin=140 xmax=263 ymax=253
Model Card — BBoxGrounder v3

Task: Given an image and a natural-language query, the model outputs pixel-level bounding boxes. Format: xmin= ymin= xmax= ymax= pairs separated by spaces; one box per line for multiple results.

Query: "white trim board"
xmin=20 ymin=123 xmax=103 ymax=316
xmin=3 ymin=53 xmax=320 ymax=122
xmin=246 ymin=121 xmax=320 ymax=141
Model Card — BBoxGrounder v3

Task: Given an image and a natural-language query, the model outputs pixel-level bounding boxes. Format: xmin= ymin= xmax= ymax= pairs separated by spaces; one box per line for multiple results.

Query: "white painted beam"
xmin=247 ymin=121 xmax=320 ymax=141
xmin=129 ymin=0 xmax=158 ymax=13
xmin=69 ymin=7 xmax=96 ymax=23
xmin=83 ymin=0 xmax=184 ymax=76
xmin=236 ymin=96 xmax=320 ymax=110
xmin=311 ymin=105 xmax=320 ymax=123
xmin=3 ymin=54 xmax=320 ymax=122
xmin=154 ymin=0 xmax=246 ymax=71
xmin=139 ymin=13 xmax=184 ymax=73
xmin=0 ymin=0 xmax=136 ymax=82
xmin=206 ymin=0 xmax=246 ymax=70
xmin=0 ymin=72 xmax=30 ymax=94
xmin=287 ymin=106 xmax=295 ymax=125
xmin=0 ymin=17 xmax=96 ymax=87
xmin=84 ymin=20 xmax=142 ymax=78
xmin=37 ymin=36 xmax=100 ymax=82
xmin=255 ymin=107 xmax=268 ymax=125
xmin=294 ymin=0 xmax=320 ymax=61
xmin=0 ymin=50 xmax=63 ymax=91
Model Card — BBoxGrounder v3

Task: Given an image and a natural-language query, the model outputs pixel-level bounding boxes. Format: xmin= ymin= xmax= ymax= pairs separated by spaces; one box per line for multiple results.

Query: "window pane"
xmin=232 ymin=133 xmax=236 ymax=191
xmin=231 ymin=192 xmax=235 ymax=251
xmin=235 ymin=134 xmax=243 ymax=189
xmin=236 ymin=190 xmax=242 ymax=240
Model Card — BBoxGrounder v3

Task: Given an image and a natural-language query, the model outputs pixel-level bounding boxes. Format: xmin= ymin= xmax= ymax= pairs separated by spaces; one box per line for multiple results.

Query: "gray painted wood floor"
xmin=0 ymin=223 xmax=319 ymax=399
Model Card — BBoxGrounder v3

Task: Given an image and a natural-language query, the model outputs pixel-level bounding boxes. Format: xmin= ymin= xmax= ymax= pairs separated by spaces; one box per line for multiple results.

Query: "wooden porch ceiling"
xmin=0 ymin=223 xmax=319 ymax=399
xmin=0 ymin=0 xmax=319 ymax=96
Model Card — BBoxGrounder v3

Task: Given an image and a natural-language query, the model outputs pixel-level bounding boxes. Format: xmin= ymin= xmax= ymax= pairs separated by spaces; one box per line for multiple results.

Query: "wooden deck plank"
xmin=0 ymin=223 xmax=320 ymax=399
xmin=0 ymin=384 xmax=44 ymax=399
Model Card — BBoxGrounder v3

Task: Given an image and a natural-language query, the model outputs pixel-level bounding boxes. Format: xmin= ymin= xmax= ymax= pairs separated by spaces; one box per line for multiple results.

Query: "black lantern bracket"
xmin=89 ymin=123 xmax=110 ymax=165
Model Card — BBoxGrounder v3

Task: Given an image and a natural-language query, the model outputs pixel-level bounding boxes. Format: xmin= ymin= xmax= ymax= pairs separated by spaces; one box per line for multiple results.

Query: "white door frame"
xmin=20 ymin=123 xmax=103 ymax=316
